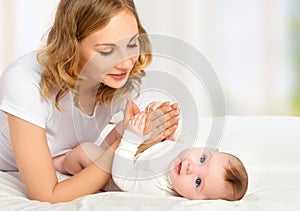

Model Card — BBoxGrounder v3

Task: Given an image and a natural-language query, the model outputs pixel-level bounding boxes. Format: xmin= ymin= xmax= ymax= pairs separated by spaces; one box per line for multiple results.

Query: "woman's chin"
xmin=104 ymin=81 xmax=127 ymax=89
xmin=102 ymin=75 xmax=129 ymax=89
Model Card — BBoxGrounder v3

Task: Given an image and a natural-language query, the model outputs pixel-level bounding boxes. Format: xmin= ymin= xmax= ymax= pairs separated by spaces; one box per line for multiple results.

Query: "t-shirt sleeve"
xmin=112 ymin=139 xmax=175 ymax=193
xmin=112 ymin=136 xmax=159 ymax=192
xmin=112 ymin=136 xmax=140 ymax=191
xmin=0 ymin=65 xmax=50 ymax=129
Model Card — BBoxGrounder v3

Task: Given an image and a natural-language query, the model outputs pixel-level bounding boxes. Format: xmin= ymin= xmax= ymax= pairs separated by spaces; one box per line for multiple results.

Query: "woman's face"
xmin=79 ymin=10 xmax=140 ymax=89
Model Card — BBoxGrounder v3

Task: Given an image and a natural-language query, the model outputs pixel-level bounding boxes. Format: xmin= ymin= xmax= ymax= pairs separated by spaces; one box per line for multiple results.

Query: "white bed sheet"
xmin=1 ymin=115 xmax=300 ymax=211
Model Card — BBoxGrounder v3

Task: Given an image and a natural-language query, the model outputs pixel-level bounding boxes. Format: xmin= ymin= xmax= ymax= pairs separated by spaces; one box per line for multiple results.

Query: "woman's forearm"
xmin=40 ymin=138 xmax=121 ymax=203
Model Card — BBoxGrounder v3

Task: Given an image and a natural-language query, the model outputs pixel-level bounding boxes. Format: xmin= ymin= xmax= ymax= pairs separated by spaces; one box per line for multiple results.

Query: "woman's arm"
xmin=8 ymin=114 xmax=119 ymax=203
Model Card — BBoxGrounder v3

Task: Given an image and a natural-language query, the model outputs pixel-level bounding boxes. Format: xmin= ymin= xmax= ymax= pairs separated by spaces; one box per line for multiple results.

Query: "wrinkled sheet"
xmin=0 ymin=116 xmax=300 ymax=210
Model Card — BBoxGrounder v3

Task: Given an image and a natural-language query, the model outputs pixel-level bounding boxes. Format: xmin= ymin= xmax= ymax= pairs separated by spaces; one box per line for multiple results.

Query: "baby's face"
xmin=168 ymin=148 xmax=231 ymax=200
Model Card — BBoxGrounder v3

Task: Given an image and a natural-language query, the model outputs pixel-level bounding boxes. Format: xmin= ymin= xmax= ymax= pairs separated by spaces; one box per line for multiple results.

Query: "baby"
xmin=112 ymin=112 xmax=248 ymax=201
xmin=55 ymin=105 xmax=248 ymax=201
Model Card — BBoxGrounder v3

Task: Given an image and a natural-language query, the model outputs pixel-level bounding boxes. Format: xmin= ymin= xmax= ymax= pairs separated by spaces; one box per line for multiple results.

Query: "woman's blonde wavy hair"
xmin=37 ymin=0 xmax=152 ymax=111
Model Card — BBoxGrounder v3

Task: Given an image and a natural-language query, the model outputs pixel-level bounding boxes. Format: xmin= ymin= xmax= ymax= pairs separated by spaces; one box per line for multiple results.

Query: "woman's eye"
xmin=195 ymin=177 xmax=201 ymax=187
xmin=127 ymin=43 xmax=138 ymax=49
xmin=200 ymin=155 xmax=206 ymax=164
xmin=99 ymin=50 xmax=113 ymax=56
xmin=99 ymin=48 xmax=114 ymax=56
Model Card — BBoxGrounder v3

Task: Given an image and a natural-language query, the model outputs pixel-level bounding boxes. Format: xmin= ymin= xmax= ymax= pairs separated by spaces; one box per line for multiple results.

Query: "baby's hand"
xmin=143 ymin=101 xmax=165 ymax=135
xmin=127 ymin=112 xmax=146 ymax=136
xmin=123 ymin=112 xmax=148 ymax=144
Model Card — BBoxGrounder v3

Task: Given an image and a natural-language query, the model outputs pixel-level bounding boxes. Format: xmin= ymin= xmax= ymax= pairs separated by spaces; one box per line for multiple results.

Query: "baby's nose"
xmin=183 ymin=160 xmax=193 ymax=174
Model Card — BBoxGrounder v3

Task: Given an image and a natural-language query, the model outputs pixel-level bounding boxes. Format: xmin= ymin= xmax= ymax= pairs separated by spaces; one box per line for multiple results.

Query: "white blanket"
xmin=0 ymin=116 xmax=299 ymax=210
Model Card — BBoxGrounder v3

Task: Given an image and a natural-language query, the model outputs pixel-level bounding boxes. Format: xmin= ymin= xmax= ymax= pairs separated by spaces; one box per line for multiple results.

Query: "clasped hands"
xmin=123 ymin=98 xmax=180 ymax=154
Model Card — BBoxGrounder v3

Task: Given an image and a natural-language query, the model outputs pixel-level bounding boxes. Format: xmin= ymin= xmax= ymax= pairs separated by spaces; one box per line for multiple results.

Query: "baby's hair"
xmin=223 ymin=154 xmax=248 ymax=201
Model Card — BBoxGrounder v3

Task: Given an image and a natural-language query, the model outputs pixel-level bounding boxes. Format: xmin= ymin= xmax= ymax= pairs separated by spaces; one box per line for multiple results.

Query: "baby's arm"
xmin=115 ymin=112 xmax=146 ymax=157
xmin=112 ymin=112 xmax=147 ymax=190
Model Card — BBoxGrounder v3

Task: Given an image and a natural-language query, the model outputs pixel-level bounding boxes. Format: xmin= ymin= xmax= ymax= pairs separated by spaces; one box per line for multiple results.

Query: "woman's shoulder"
xmin=0 ymin=50 xmax=45 ymax=102
xmin=1 ymin=50 xmax=43 ymax=83
xmin=7 ymin=50 xmax=41 ymax=71
xmin=0 ymin=51 xmax=51 ymax=129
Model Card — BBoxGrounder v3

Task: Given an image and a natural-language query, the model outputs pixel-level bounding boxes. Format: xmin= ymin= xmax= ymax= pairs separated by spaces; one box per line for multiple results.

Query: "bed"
xmin=0 ymin=115 xmax=299 ymax=210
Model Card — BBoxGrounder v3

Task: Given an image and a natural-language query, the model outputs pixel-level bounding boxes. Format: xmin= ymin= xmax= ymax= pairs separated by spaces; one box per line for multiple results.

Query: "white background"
xmin=0 ymin=0 xmax=296 ymax=115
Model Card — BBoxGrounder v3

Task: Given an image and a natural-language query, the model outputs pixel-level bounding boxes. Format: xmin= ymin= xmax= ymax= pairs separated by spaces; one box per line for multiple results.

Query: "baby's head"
xmin=168 ymin=148 xmax=248 ymax=201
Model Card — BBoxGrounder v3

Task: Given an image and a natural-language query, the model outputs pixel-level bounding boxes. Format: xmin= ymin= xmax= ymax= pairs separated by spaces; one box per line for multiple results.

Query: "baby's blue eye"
xmin=195 ymin=177 xmax=201 ymax=187
xmin=200 ymin=155 xmax=206 ymax=163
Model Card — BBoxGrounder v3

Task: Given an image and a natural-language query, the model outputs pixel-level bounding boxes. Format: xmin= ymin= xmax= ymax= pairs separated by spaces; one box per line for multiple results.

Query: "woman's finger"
xmin=125 ymin=97 xmax=140 ymax=121
xmin=134 ymin=113 xmax=143 ymax=126
xmin=124 ymin=97 xmax=133 ymax=122
xmin=170 ymin=103 xmax=179 ymax=111
xmin=162 ymin=124 xmax=178 ymax=140
xmin=132 ymin=100 xmax=140 ymax=116
xmin=157 ymin=101 xmax=170 ymax=108
xmin=147 ymin=109 xmax=180 ymax=141
xmin=149 ymin=109 xmax=179 ymax=129
xmin=138 ymin=113 xmax=146 ymax=130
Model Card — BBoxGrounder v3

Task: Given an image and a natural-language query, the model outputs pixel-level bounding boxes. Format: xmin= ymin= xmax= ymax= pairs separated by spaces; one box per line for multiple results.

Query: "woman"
xmin=0 ymin=0 xmax=179 ymax=203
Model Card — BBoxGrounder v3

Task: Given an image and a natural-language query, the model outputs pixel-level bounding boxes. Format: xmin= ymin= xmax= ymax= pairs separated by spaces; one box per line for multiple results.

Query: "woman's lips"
xmin=108 ymin=72 xmax=127 ymax=80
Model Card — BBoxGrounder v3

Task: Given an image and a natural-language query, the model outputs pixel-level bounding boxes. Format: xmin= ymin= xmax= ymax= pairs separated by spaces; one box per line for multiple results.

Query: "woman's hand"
xmin=144 ymin=102 xmax=179 ymax=142
xmin=164 ymin=102 xmax=180 ymax=140
xmin=118 ymin=97 xmax=140 ymax=135
xmin=136 ymin=101 xmax=180 ymax=154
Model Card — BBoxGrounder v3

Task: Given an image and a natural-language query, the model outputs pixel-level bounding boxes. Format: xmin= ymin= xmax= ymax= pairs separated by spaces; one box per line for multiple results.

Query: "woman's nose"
xmin=115 ymin=57 xmax=133 ymax=69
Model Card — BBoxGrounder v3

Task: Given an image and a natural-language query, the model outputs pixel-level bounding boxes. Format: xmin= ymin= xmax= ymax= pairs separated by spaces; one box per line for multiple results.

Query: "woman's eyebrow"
xmin=95 ymin=43 xmax=116 ymax=47
xmin=95 ymin=34 xmax=139 ymax=47
xmin=128 ymin=33 xmax=139 ymax=42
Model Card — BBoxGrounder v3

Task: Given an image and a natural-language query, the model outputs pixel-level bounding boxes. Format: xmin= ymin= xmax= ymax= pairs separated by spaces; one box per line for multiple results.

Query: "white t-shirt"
xmin=112 ymin=131 xmax=179 ymax=196
xmin=0 ymin=51 xmax=151 ymax=170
